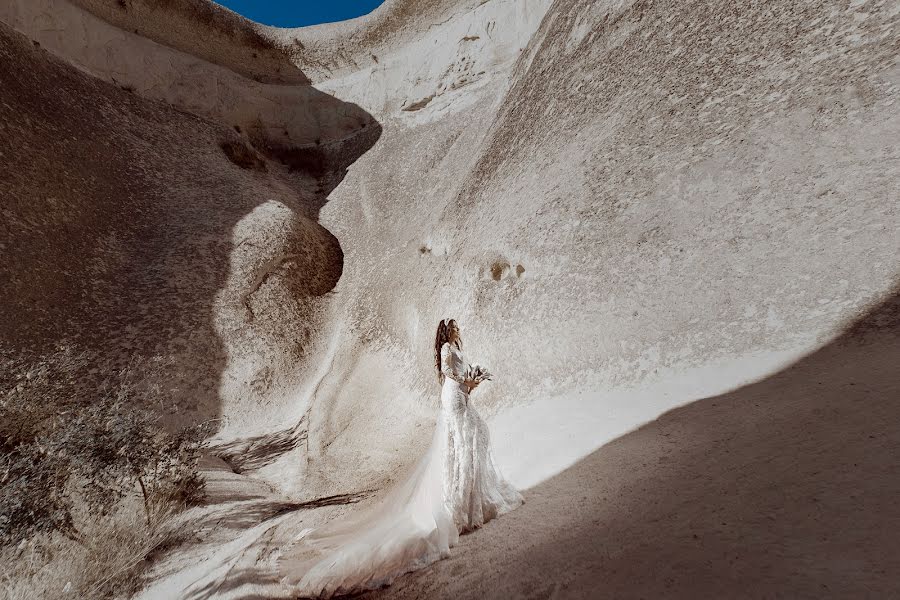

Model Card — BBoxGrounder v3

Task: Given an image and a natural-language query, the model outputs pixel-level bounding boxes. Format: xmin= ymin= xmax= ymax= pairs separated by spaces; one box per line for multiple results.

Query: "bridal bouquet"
xmin=464 ymin=363 xmax=493 ymax=383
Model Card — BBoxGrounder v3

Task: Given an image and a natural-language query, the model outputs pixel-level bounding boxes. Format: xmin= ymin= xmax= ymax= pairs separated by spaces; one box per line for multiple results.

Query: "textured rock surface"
xmin=68 ymin=0 xmax=305 ymax=83
xmin=296 ymin=0 xmax=900 ymax=496
xmin=1 ymin=0 xmax=898 ymax=597
xmin=0 ymin=6 xmax=380 ymax=429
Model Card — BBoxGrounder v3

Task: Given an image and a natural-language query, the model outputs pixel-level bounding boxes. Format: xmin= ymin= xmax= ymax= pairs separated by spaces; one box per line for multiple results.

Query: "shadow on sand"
xmin=360 ymin=285 xmax=900 ymax=599
xmin=196 ymin=491 xmax=372 ymax=534
xmin=213 ymin=418 xmax=309 ymax=474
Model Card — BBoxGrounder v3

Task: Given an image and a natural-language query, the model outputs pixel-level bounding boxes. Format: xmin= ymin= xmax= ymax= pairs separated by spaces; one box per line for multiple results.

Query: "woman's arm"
xmin=441 ymin=343 xmax=468 ymax=385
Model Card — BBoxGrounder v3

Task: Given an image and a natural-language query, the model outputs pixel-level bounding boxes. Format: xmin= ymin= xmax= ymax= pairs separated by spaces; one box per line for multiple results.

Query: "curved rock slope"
xmin=0 ymin=0 xmax=380 ymax=430
xmin=295 ymin=0 xmax=899 ymax=496
xmin=2 ymin=0 xmax=899 ymax=598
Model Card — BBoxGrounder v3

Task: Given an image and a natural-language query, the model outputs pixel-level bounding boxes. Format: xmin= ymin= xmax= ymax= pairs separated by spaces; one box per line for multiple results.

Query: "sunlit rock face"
xmin=2 ymin=0 xmax=898 ymax=501
xmin=281 ymin=0 xmax=900 ymax=495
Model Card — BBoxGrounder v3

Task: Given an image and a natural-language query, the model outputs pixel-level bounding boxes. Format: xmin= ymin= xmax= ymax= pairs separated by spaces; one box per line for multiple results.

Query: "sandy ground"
xmin=360 ymin=292 xmax=900 ymax=599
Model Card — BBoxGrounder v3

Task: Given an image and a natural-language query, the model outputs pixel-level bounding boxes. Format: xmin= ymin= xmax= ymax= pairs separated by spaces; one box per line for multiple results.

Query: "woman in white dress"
xmin=278 ymin=319 xmax=524 ymax=598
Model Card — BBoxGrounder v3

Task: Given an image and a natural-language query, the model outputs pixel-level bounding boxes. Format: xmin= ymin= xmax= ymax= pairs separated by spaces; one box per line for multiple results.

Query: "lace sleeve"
xmin=441 ymin=343 xmax=467 ymax=384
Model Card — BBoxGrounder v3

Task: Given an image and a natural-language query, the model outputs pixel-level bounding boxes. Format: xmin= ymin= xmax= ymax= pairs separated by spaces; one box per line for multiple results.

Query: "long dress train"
xmin=278 ymin=341 xmax=523 ymax=598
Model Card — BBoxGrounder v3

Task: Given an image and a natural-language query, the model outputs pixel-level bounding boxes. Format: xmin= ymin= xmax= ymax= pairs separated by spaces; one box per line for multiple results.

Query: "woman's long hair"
xmin=434 ymin=319 xmax=461 ymax=384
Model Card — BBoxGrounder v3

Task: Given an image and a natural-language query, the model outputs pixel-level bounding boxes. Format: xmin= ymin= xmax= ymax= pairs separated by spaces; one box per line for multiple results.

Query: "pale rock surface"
xmin=1 ymin=0 xmax=899 ymax=598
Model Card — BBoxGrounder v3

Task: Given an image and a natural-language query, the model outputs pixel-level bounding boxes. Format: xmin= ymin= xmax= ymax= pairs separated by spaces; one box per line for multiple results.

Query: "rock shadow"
xmin=360 ymin=284 xmax=900 ymax=599
xmin=0 ymin=22 xmax=381 ymax=430
xmin=192 ymin=491 xmax=373 ymax=533
xmin=213 ymin=418 xmax=308 ymax=474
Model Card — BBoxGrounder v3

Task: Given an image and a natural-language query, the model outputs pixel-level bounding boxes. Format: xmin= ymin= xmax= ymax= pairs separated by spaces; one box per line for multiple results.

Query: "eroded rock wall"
xmin=0 ymin=2 xmax=379 ymax=431
xmin=444 ymin=0 xmax=900 ymax=392
xmin=293 ymin=0 xmax=900 ymax=493
xmin=2 ymin=0 xmax=897 ymax=503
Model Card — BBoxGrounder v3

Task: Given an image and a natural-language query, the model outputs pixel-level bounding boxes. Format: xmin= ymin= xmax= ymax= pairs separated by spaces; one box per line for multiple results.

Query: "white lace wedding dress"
xmin=279 ymin=342 xmax=524 ymax=598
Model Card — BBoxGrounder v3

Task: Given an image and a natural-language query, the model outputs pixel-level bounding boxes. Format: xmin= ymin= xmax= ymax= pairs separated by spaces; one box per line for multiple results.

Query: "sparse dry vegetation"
xmin=0 ymin=363 xmax=210 ymax=599
xmin=1 ymin=496 xmax=188 ymax=600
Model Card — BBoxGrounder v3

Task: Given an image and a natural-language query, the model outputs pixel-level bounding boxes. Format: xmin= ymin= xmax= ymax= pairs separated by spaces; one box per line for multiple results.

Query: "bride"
xmin=278 ymin=319 xmax=524 ymax=597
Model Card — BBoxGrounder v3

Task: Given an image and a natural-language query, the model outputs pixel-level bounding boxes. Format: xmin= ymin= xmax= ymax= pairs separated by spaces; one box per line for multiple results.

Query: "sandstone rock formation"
xmin=1 ymin=0 xmax=380 ymax=434
xmin=1 ymin=0 xmax=898 ymax=597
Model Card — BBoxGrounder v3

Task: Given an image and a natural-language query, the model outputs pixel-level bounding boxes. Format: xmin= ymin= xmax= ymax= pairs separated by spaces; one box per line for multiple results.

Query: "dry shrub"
xmin=0 ymin=363 xmax=211 ymax=598
xmin=0 ymin=389 xmax=207 ymax=545
xmin=0 ymin=495 xmax=188 ymax=600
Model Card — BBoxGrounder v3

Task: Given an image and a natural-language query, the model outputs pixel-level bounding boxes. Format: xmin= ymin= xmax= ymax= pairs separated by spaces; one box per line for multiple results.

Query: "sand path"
xmin=361 ymin=293 xmax=900 ymax=599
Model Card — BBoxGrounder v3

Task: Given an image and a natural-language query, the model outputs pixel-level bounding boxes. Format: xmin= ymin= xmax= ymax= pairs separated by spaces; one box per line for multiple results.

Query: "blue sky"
xmin=213 ymin=1 xmax=386 ymax=27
